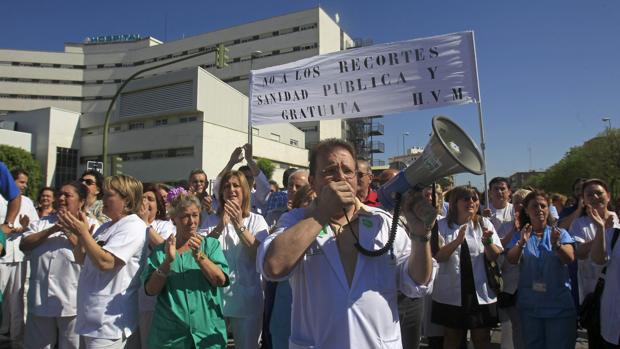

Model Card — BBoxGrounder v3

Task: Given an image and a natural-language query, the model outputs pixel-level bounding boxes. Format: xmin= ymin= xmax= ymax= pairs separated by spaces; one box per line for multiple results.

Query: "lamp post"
xmin=247 ymin=50 xmax=262 ymax=144
xmin=602 ymin=117 xmax=612 ymax=130
xmin=402 ymin=132 xmax=410 ymax=155
xmin=102 ymin=48 xmax=215 ymax=175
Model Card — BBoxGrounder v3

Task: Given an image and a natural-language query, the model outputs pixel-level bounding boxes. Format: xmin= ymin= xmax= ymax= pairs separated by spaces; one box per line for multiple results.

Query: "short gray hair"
xmin=168 ymin=192 xmax=201 ymax=217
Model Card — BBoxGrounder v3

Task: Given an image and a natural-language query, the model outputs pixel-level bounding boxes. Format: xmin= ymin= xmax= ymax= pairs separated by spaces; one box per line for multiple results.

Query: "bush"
xmin=256 ymin=158 xmax=276 ymax=180
xmin=0 ymin=145 xmax=43 ymax=199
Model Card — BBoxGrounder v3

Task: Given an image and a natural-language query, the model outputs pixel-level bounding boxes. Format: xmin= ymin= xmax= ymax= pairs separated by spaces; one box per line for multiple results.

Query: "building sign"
xmin=85 ymin=34 xmax=143 ymax=44
xmin=249 ymin=31 xmax=479 ymax=125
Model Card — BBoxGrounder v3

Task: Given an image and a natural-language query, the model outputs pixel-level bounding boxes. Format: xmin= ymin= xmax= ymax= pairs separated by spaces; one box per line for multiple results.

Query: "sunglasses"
xmin=460 ymin=196 xmax=479 ymax=202
xmin=81 ymin=178 xmax=96 ymax=186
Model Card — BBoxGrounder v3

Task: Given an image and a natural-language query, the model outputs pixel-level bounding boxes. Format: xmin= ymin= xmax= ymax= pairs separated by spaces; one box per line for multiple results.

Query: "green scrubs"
xmin=142 ymin=237 xmax=230 ymax=349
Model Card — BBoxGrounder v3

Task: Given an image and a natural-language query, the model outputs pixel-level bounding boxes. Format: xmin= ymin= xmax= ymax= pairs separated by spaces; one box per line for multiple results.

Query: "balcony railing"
xmin=370 ymin=141 xmax=385 ymax=153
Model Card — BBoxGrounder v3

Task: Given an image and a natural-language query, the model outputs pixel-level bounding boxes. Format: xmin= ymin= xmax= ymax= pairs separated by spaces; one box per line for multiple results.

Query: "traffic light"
xmin=111 ymin=155 xmax=123 ymax=176
xmin=216 ymin=43 xmax=229 ymax=69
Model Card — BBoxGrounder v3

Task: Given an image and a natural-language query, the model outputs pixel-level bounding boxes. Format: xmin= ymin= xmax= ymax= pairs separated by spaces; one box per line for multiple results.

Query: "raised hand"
xmin=586 ymin=204 xmax=605 ymax=228
xmin=551 ymin=226 xmax=562 ymax=246
xmin=224 ymin=200 xmax=243 ymax=229
xmin=202 ymin=195 xmax=214 ymax=213
xmin=18 ymin=214 xmax=30 ymax=232
xmin=229 ymin=147 xmax=244 ymax=165
xmin=188 ymin=234 xmax=204 ymax=258
xmin=243 ymin=143 xmax=253 ymax=163
xmin=482 ymin=208 xmax=492 ymax=218
xmin=481 ymin=226 xmax=494 ymax=246
xmin=314 ymin=181 xmax=356 ymax=220
xmin=457 ymin=224 xmax=467 ymax=243
xmin=164 ymin=235 xmax=177 ymax=263
xmin=402 ymin=190 xmax=437 ymax=237
xmin=520 ymin=223 xmax=532 ymax=244
xmin=138 ymin=199 xmax=149 ymax=223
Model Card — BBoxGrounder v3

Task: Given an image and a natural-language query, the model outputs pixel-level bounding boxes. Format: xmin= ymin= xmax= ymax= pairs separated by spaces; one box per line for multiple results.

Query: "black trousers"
xmin=398 ymin=293 xmax=424 ymax=349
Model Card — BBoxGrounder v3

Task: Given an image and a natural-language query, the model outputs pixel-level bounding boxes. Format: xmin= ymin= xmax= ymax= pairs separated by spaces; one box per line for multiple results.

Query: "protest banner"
xmin=249 ymin=31 xmax=479 ymax=125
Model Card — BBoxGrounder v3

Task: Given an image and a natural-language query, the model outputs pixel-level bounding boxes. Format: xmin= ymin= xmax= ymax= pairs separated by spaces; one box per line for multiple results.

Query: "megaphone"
xmin=378 ymin=115 xmax=484 ymax=210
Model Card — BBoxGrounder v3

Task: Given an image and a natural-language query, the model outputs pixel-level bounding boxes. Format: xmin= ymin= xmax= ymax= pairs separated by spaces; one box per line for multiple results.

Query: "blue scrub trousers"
xmin=518 ymin=312 xmax=576 ymax=349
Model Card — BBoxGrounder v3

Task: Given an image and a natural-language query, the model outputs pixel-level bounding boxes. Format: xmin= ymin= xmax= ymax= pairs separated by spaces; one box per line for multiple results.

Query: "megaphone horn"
xmin=378 ymin=116 xmax=484 ymax=210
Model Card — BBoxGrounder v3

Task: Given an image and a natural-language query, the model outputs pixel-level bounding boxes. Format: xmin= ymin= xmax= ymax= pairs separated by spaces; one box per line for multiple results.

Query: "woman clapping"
xmin=143 ymin=190 xmax=229 ymax=348
xmin=507 ymin=190 xmax=576 ymax=349
xmin=200 ymin=171 xmax=269 ymax=349
xmin=20 ymin=181 xmax=100 ymax=349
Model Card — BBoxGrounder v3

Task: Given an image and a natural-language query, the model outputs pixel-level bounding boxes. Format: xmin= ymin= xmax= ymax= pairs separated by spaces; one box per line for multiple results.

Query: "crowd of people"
xmin=0 ymin=139 xmax=618 ymax=349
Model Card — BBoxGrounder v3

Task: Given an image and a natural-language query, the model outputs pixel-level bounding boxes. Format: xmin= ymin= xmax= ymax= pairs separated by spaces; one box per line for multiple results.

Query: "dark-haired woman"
xmin=138 ymin=183 xmax=175 ymax=349
xmin=80 ymin=170 xmax=109 ymax=223
xmin=200 ymin=171 xmax=269 ymax=349
xmin=20 ymin=181 xmax=100 ymax=349
xmin=569 ymin=179 xmax=618 ymax=347
xmin=432 ymin=186 xmax=502 ymax=349
xmin=36 ymin=187 xmax=55 ymax=218
xmin=507 ymin=190 xmax=576 ymax=349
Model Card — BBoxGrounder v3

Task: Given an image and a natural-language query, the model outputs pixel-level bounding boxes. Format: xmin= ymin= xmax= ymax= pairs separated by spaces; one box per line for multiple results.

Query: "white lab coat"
xmin=258 ymin=205 xmax=437 ymax=349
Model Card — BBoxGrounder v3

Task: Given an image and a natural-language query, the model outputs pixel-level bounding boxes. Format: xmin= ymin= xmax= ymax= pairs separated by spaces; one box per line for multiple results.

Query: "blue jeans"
xmin=518 ymin=312 xmax=576 ymax=349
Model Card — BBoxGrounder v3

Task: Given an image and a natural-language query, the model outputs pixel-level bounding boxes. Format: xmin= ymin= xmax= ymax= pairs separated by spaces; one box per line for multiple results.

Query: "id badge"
xmin=532 ymin=281 xmax=547 ymax=293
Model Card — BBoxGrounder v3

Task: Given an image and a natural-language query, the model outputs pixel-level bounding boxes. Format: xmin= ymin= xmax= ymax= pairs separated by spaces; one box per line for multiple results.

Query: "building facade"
xmin=0 ymin=7 xmax=360 ymax=186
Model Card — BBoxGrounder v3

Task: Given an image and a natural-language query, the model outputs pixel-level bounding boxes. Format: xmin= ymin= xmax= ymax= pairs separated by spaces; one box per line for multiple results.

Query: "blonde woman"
xmin=65 ymin=175 xmax=147 ymax=348
xmin=200 ymin=170 xmax=269 ymax=349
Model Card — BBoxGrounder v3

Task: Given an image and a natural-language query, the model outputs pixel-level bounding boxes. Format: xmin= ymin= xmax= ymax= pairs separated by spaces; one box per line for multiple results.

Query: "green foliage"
xmin=530 ymin=129 xmax=620 ymax=198
xmin=256 ymin=158 xmax=276 ymax=180
xmin=0 ymin=145 xmax=43 ymax=199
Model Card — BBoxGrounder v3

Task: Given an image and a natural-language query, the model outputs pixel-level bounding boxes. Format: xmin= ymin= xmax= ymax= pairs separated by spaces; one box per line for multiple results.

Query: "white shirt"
xmin=199 ymin=212 xmax=269 ymax=318
xmin=75 ymin=214 xmax=147 ymax=339
xmin=600 ymin=227 xmax=620 ymax=345
xmin=0 ymin=195 xmax=39 ymax=263
xmin=23 ymin=215 xmax=100 ymax=317
xmin=257 ymin=206 xmax=437 ymax=349
xmin=570 ymin=213 xmax=620 ymax=303
xmin=489 ymin=202 xmax=514 ymax=231
xmin=433 ymin=217 xmax=503 ymax=306
xmin=138 ymin=219 xmax=175 ymax=312
xmin=496 ymin=220 xmax=519 ymax=294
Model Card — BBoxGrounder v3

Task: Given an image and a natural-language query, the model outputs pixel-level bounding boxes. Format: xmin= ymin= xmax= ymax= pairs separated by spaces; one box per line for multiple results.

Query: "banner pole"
xmin=248 ymin=70 xmax=253 ymax=145
xmin=471 ymin=32 xmax=489 ymax=207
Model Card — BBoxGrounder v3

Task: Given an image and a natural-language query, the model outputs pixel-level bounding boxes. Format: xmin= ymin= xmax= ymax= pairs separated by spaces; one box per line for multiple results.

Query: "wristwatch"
xmin=236 ymin=225 xmax=247 ymax=234
xmin=3 ymin=221 xmax=14 ymax=229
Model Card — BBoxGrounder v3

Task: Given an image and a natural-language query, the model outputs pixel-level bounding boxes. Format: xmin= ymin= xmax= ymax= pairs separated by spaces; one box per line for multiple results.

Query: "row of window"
xmin=83 ymin=115 xmax=199 ymax=136
xmin=0 ymin=42 xmax=319 ymax=90
xmin=0 ymin=23 xmax=318 ymax=71
xmin=0 ymin=94 xmax=110 ymax=101
xmin=80 ymin=147 xmax=194 ymax=164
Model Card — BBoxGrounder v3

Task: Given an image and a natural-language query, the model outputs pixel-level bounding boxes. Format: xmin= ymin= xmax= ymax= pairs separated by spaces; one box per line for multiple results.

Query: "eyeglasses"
xmin=460 ymin=196 xmax=479 ymax=202
xmin=357 ymin=171 xmax=371 ymax=178
xmin=81 ymin=178 xmax=96 ymax=186
xmin=320 ymin=166 xmax=356 ymax=180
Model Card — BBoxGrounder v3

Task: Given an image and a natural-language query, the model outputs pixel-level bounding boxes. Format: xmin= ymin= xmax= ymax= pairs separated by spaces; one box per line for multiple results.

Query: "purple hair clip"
xmin=166 ymin=187 xmax=187 ymax=204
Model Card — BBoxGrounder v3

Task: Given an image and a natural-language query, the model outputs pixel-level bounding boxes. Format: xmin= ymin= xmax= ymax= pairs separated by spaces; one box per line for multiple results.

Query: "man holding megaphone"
xmin=258 ymin=138 xmax=438 ymax=349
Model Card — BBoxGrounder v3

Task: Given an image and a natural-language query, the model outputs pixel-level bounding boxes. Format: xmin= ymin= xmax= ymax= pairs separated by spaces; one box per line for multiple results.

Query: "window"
xmin=180 ymin=116 xmax=198 ymax=123
xmin=175 ymin=148 xmax=194 ymax=157
xmin=155 ymin=119 xmax=168 ymax=127
xmin=54 ymin=148 xmax=78 ymax=188
xmin=270 ymin=133 xmax=281 ymax=142
xmin=128 ymin=122 xmax=144 ymax=130
xmin=290 ymin=139 xmax=299 ymax=146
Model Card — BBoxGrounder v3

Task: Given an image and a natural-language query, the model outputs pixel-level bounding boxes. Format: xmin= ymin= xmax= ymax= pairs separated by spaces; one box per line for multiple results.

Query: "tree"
xmin=0 ymin=145 xmax=43 ymax=199
xmin=256 ymin=158 xmax=276 ymax=180
xmin=525 ymin=129 xmax=620 ymax=198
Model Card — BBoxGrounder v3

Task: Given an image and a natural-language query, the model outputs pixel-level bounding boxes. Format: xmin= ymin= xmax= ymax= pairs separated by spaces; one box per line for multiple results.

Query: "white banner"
xmin=249 ymin=31 xmax=479 ymax=125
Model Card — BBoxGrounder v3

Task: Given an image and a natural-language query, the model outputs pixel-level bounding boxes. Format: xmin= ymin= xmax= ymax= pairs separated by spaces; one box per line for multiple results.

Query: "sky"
xmin=2 ymin=0 xmax=619 ymax=189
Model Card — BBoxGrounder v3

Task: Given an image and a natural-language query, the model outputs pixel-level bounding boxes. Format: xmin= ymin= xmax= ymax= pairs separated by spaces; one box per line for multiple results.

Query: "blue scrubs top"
xmin=509 ymin=226 xmax=576 ymax=318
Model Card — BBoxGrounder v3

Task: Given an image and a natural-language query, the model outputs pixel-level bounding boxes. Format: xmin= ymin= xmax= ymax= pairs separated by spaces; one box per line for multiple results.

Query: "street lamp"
xmin=402 ymin=132 xmax=410 ymax=155
xmin=102 ymin=48 xmax=215 ymax=175
xmin=602 ymin=117 xmax=612 ymax=130
xmin=248 ymin=51 xmax=262 ymax=144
